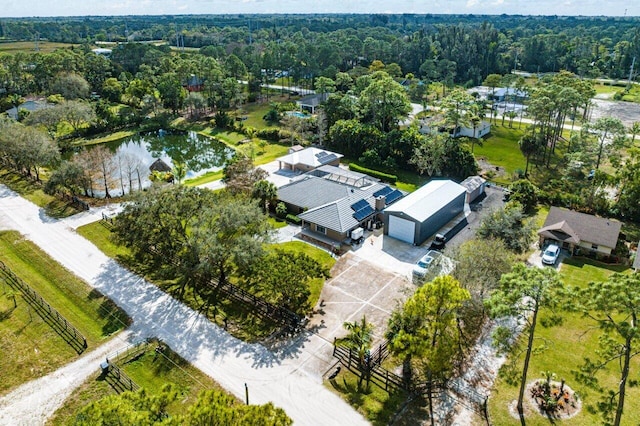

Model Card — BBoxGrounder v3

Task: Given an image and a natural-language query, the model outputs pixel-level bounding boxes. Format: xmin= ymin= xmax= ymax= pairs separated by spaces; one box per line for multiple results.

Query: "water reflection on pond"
xmin=104 ymin=130 xmax=234 ymax=180
xmin=75 ymin=130 xmax=234 ymax=197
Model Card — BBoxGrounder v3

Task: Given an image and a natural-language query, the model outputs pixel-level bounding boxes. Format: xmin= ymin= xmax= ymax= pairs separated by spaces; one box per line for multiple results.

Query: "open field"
xmin=48 ymin=341 xmax=224 ymax=425
xmin=487 ymin=258 xmax=638 ymax=425
xmin=0 ymin=41 xmax=76 ymax=54
xmin=473 ymin=125 xmax=527 ymax=185
xmin=0 ymin=230 xmax=128 ymax=396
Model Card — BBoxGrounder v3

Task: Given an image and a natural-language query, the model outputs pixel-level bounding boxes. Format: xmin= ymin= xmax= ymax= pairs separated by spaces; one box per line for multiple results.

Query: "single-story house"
xmin=383 ymin=180 xmax=467 ymax=245
xmin=418 ymin=117 xmax=491 ymax=139
xmin=276 ymin=147 xmax=343 ymax=173
xmin=277 ymin=166 xmax=405 ymax=245
xmin=92 ymin=48 xmax=112 ymax=57
xmin=184 ymin=75 xmax=204 ymax=92
xmin=298 ymin=181 xmax=405 ymax=243
xmin=460 ymin=176 xmax=486 ymax=203
xmin=296 ymin=93 xmax=328 ymax=114
xmin=537 ymin=207 xmax=622 ymax=256
xmin=490 ymin=87 xmax=528 ymax=103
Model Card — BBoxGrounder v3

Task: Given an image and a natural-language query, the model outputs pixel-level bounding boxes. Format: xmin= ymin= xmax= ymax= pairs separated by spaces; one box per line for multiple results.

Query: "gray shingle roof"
xmin=539 ymin=207 xmax=621 ymax=249
xmin=298 ymin=182 xmax=391 ymax=233
xmin=277 ymin=176 xmax=353 ymax=211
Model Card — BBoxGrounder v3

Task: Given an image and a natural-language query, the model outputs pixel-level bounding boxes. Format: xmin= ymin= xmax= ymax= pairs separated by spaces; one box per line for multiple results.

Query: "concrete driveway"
xmin=308 ymin=252 xmax=414 ymax=347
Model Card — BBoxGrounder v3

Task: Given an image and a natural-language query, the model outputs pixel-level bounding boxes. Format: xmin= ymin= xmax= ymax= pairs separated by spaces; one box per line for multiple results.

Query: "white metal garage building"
xmin=383 ymin=180 xmax=466 ymax=245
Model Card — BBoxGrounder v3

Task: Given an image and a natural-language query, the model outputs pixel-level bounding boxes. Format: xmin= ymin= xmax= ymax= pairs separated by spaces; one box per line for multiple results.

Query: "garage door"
xmin=388 ymin=215 xmax=415 ymax=244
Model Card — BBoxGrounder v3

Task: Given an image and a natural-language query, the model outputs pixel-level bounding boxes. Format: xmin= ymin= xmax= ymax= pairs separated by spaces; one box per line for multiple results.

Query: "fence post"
xmin=386 ymin=370 xmax=389 ymax=391
xmin=483 ymin=396 xmax=489 ymax=425
xmin=348 ymin=348 xmax=352 ymax=368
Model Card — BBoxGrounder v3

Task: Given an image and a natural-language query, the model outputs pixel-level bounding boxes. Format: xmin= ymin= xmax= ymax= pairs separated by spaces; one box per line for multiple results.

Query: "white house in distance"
xmin=276 ymin=147 xmax=343 ymax=173
xmin=418 ymin=116 xmax=491 ymax=139
xmin=383 ymin=180 xmax=467 ymax=245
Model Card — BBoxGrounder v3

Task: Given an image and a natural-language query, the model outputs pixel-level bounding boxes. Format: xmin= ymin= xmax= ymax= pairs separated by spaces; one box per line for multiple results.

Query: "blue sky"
xmin=1 ymin=0 xmax=638 ymax=18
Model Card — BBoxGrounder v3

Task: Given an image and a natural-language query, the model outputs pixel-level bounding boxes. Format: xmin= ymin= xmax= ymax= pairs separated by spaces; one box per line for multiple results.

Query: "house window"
xmin=591 ymin=244 xmax=598 ymax=250
xmin=316 ymin=225 xmax=326 ymax=234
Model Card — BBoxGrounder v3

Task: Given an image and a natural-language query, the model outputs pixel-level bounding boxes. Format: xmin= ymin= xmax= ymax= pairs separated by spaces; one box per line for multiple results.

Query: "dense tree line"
xmin=2 ymin=14 xmax=640 ymax=90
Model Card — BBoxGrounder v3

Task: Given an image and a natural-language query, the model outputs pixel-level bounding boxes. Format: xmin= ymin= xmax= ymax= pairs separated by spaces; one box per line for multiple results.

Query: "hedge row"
xmin=255 ymin=128 xmax=294 ymax=142
xmin=348 ymin=163 xmax=397 ymax=183
xmin=286 ymin=214 xmax=302 ymax=225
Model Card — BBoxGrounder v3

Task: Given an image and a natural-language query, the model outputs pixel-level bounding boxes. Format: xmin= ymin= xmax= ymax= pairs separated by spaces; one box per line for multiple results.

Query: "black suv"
xmin=429 ymin=234 xmax=446 ymax=251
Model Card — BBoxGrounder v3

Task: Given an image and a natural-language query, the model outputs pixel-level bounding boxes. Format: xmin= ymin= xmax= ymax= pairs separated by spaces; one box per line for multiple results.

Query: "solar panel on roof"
xmin=353 ymin=205 xmax=375 ymax=221
xmin=385 ymin=189 xmax=404 ymax=205
xmin=315 ymin=151 xmax=329 ymax=159
xmin=319 ymin=153 xmax=337 ymax=164
xmin=351 ymin=199 xmax=369 ymax=211
xmin=373 ymin=186 xmax=394 ymax=198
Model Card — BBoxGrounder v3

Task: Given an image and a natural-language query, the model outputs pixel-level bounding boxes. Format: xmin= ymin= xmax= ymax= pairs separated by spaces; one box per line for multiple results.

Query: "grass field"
xmin=473 ymin=125 xmax=527 ymax=185
xmin=48 ymin=341 xmax=224 ymax=425
xmin=487 ymin=258 xmax=638 ymax=425
xmin=0 ymin=40 xmax=76 ymax=54
xmin=0 ymin=231 xmax=129 ymax=396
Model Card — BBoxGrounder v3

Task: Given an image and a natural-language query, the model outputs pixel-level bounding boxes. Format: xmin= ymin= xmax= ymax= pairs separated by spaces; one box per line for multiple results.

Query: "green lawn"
xmin=488 ymin=258 xmax=637 ymax=425
xmin=325 ymin=367 xmax=408 ymax=426
xmin=473 ymin=125 xmax=527 ymax=185
xmin=48 ymin=342 xmax=225 ymax=425
xmin=0 ymin=231 xmax=129 ymax=396
xmin=0 ymin=170 xmax=79 ymax=218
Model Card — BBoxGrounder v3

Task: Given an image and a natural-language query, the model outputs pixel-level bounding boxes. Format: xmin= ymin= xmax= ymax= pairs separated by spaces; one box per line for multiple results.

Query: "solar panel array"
xmin=373 ymin=186 xmax=394 ymax=198
xmin=315 ymin=151 xmax=338 ymax=164
xmin=350 ymin=199 xmax=369 ymax=211
xmin=353 ymin=205 xmax=375 ymax=221
xmin=385 ymin=189 xmax=404 ymax=205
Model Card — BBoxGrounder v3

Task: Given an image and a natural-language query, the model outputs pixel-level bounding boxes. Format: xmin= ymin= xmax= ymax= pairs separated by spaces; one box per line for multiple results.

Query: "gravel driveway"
xmin=0 ymin=185 xmax=368 ymax=426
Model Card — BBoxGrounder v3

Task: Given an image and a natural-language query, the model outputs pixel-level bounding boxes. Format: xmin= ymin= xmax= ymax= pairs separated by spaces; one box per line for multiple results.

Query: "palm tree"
xmin=172 ymin=161 xmax=187 ymax=185
xmin=340 ymin=316 xmax=374 ymax=390
xmin=252 ymin=179 xmax=277 ymax=213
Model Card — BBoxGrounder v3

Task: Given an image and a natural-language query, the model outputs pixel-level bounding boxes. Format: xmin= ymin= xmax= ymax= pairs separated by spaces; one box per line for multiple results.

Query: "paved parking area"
xmin=307 ymin=253 xmax=414 ymax=345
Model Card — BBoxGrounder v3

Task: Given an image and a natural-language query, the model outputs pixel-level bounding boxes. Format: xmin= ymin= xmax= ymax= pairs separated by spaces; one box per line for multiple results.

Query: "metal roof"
xmin=460 ymin=176 xmax=486 ymax=193
xmin=384 ymin=180 xmax=466 ymax=223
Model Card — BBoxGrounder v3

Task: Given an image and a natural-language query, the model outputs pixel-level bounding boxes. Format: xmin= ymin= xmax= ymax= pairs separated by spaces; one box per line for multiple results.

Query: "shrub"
xmin=286 ymin=214 xmax=302 ymax=225
xmin=276 ymin=202 xmax=287 ymax=218
xmin=348 ymin=163 xmax=397 ymax=183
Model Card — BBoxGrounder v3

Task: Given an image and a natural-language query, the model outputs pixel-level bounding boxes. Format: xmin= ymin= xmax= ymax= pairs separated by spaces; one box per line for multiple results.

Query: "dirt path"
xmin=0 ymin=330 xmax=132 ymax=425
xmin=0 ymin=185 xmax=368 ymax=426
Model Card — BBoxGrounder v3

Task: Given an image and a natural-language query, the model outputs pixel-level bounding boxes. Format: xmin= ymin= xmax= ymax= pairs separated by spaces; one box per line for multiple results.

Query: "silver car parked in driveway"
xmin=541 ymin=243 xmax=561 ymax=265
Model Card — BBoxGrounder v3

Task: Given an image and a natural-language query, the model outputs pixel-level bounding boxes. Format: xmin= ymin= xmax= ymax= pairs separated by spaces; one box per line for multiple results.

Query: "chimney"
xmin=375 ymin=195 xmax=386 ymax=211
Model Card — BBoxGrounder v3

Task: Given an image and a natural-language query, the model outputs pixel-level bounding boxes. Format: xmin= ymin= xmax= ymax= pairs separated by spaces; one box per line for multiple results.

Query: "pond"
xmin=76 ymin=130 xmax=234 ymax=197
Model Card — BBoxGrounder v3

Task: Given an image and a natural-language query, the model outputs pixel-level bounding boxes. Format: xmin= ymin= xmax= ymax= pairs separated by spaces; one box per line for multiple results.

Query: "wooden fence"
xmin=102 ymin=362 xmax=140 ymax=394
xmin=100 ymin=218 xmax=303 ymax=332
xmin=0 ymin=260 xmax=87 ymax=353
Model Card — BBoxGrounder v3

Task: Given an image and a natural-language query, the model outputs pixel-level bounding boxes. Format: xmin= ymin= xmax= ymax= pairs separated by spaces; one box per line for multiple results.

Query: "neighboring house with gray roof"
xmin=538 ymin=207 xmax=622 ymax=256
xmin=277 ymin=147 xmax=343 ymax=173
xmin=296 ymin=93 xmax=328 ymax=114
